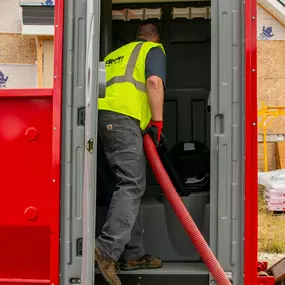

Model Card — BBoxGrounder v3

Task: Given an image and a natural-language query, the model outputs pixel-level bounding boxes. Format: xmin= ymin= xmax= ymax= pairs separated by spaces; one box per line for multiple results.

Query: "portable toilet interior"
xmin=60 ymin=0 xmax=244 ymax=284
xmin=97 ymin=0 xmax=211 ymax=281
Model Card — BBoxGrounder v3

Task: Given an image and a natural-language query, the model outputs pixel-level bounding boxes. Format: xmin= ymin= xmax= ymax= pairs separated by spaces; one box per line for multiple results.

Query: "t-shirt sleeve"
xmin=145 ymin=47 xmax=166 ymax=88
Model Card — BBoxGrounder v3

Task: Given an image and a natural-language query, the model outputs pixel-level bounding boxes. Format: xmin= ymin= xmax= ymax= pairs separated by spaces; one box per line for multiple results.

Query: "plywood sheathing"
xmin=276 ymin=142 xmax=285 ymax=169
xmin=0 ymin=34 xmax=37 ymax=64
xmin=37 ymin=37 xmax=43 ymax=88
xmin=42 ymin=39 xmax=54 ymax=88
xmin=258 ymin=142 xmax=278 ymax=171
xmin=258 ymin=40 xmax=285 ymax=134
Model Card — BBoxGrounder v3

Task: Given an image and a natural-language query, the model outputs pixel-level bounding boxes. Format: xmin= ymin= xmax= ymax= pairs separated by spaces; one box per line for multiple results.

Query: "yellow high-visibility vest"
xmin=98 ymin=41 xmax=165 ymax=130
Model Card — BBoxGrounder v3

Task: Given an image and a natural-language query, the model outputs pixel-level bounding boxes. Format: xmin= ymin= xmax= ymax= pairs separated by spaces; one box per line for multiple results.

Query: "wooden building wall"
xmin=257 ymin=5 xmax=285 ymax=171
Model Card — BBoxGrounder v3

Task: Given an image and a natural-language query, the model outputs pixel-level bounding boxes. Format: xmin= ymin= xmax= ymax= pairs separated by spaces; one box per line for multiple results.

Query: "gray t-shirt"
xmin=135 ymin=39 xmax=166 ymax=88
xmin=145 ymin=47 xmax=166 ymax=88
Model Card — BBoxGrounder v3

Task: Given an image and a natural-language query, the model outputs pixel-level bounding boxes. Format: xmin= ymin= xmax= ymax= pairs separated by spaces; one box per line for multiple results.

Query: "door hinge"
xmin=86 ymin=138 xmax=94 ymax=153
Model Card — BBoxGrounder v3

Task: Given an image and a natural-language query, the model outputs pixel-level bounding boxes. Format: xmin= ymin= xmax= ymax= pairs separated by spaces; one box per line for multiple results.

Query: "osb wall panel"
xmin=258 ymin=142 xmax=278 ymax=172
xmin=43 ymin=40 xmax=54 ymax=88
xmin=0 ymin=34 xmax=37 ymax=65
xmin=257 ymin=40 xmax=285 ymax=134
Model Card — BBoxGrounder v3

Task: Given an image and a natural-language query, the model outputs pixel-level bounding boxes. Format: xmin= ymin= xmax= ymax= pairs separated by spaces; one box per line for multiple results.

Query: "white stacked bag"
xmin=258 ymin=170 xmax=285 ymax=212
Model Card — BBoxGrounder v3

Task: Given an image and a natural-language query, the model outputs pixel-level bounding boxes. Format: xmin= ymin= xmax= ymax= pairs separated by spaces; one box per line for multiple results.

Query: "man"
xmin=95 ymin=22 xmax=166 ymax=285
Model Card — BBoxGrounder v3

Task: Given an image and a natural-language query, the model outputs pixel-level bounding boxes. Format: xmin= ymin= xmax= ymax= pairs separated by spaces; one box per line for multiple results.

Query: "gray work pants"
xmin=96 ymin=110 xmax=146 ymax=261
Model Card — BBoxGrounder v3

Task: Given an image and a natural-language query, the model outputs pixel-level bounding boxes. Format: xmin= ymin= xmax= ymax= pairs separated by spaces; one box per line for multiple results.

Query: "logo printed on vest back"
xmin=105 ymin=56 xmax=124 ymax=66
xmin=100 ymin=41 xmax=165 ymax=130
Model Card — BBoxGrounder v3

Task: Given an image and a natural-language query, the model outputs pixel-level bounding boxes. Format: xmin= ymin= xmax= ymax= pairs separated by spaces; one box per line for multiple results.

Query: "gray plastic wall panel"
xmin=60 ymin=0 xmax=86 ymax=282
xmin=240 ymin=0 xmax=246 ymax=278
xmin=210 ymin=0 xmax=244 ymax=284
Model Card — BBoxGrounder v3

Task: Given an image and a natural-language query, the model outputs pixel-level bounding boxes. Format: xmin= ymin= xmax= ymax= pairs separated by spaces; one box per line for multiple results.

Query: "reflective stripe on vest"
xmin=106 ymin=43 xmax=146 ymax=93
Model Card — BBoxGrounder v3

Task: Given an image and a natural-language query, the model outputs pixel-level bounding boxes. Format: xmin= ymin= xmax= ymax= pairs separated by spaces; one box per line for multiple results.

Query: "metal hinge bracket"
xmin=86 ymin=138 xmax=94 ymax=153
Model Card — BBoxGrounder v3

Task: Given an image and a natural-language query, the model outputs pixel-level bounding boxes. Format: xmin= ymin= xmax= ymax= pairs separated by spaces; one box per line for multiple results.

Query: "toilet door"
xmin=81 ymin=0 xmax=101 ymax=284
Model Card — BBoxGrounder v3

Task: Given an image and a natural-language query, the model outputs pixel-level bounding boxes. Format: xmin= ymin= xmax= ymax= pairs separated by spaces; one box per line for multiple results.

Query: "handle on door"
xmin=214 ymin=114 xmax=225 ymax=135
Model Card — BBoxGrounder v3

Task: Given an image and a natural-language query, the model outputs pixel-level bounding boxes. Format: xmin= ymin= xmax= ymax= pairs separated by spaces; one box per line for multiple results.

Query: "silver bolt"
xmin=53 ymin=127 xmax=56 ymax=131
xmin=52 ymin=179 xmax=56 ymax=183
xmin=56 ymin=25 xmax=58 ymax=28
xmin=252 ymin=69 xmax=256 ymax=72
xmin=252 ymin=16 xmax=255 ymax=20
xmin=253 ymin=122 xmax=256 ymax=126
xmin=54 ymin=75 xmax=57 ymax=79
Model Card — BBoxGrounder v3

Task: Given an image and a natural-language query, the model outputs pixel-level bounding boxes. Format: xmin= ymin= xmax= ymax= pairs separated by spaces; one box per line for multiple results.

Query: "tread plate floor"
xmin=95 ymin=262 xmax=209 ymax=285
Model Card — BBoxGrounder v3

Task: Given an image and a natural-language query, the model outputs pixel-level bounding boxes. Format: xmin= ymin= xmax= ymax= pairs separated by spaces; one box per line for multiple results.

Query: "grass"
xmin=258 ymin=186 xmax=285 ymax=253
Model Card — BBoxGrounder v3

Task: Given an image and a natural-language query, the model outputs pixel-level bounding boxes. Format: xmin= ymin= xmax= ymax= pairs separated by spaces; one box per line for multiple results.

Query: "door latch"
xmin=86 ymin=138 xmax=94 ymax=153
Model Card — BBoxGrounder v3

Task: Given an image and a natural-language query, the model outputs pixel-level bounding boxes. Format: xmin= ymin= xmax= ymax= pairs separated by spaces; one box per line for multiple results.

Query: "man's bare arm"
xmin=146 ymin=75 xmax=164 ymax=121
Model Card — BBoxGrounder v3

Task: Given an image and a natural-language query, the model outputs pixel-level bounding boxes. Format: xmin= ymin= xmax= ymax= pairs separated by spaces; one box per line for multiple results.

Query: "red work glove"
xmin=145 ymin=120 xmax=163 ymax=146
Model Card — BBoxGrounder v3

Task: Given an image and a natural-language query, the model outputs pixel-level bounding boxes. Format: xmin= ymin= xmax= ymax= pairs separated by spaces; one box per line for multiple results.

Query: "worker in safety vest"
xmin=95 ymin=22 xmax=166 ymax=285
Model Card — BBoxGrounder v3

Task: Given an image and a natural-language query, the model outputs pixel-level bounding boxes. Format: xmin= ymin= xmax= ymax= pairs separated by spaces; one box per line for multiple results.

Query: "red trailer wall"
xmin=0 ymin=90 xmax=53 ymax=283
xmin=0 ymin=0 xmax=63 ymax=284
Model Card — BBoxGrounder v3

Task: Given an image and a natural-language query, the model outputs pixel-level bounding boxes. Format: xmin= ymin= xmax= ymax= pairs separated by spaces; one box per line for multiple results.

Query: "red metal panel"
xmin=0 ymin=89 xmax=53 ymax=98
xmin=0 ymin=0 xmax=63 ymax=284
xmin=244 ymin=0 xmax=258 ymax=285
xmin=0 ymin=94 xmax=52 ymax=283
xmin=0 ymin=279 xmax=49 ymax=284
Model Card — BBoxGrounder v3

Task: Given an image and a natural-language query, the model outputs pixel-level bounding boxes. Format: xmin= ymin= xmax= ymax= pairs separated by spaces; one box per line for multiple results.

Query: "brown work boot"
xmin=120 ymin=254 xmax=163 ymax=271
xmin=95 ymin=247 xmax=121 ymax=285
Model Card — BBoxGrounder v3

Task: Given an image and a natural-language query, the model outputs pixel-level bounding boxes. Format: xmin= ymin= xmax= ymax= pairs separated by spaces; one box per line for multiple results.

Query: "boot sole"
xmin=95 ymin=251 xmax=120 ymax=285
xmin=120 ymin=263 xmax=163 ymax=271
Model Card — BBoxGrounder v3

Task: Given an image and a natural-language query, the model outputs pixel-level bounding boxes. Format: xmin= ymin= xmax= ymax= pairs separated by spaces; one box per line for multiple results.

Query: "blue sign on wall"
xmin=20 ymin=0 xmax=55 ymax=7
xmin=41 ymin=0 xmax=54 ymax=6
xmin=259 ymin=26 xmax=274 ymax=40
xmin=0 ymin=71 xmax=8 ymax=88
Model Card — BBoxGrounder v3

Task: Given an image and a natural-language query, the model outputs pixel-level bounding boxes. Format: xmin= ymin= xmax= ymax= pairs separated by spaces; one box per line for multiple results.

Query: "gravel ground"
xmin=259 ymin=252 xmax=285 ymax=267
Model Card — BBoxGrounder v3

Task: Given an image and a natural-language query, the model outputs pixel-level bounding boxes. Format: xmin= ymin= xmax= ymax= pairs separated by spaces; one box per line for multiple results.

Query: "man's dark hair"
xmin=135 ymin=22 xmax=160 ymax=40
